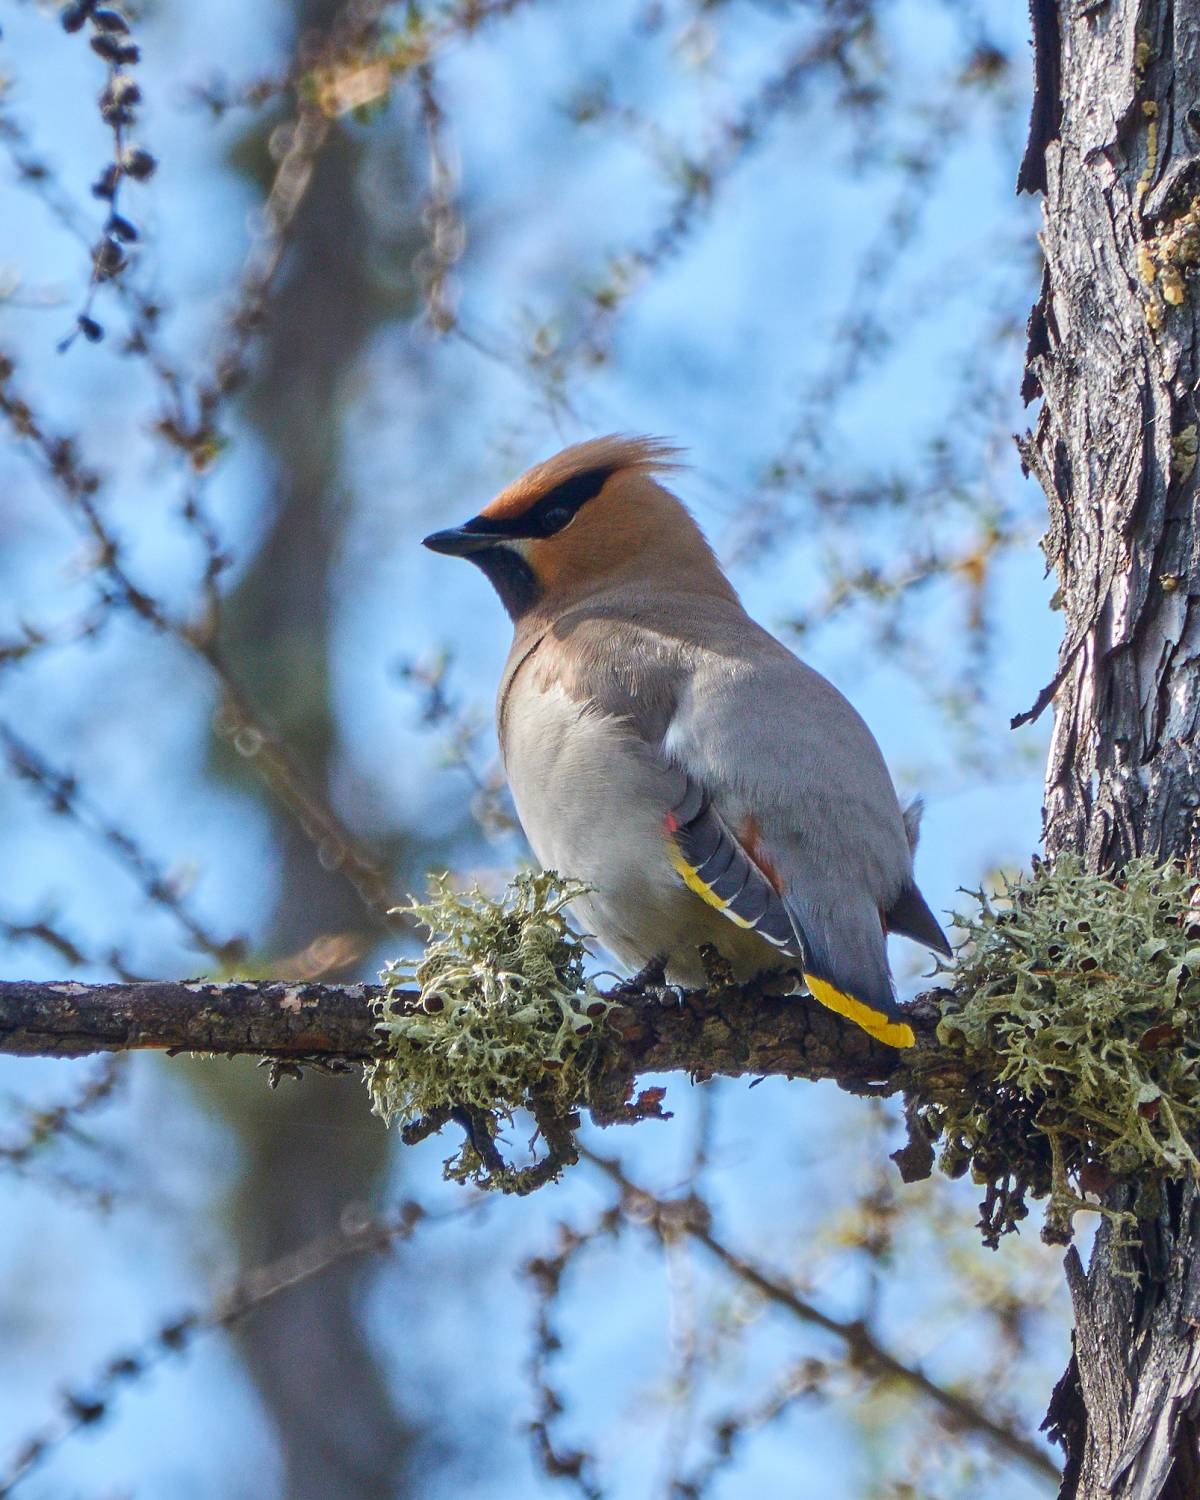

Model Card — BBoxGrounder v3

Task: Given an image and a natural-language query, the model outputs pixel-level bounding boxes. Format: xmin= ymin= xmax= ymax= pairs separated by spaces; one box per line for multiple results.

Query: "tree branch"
xmin=0 ymin=978 xmax=946 ymax=1096
xmin=0 ymin=1194 xmax=458 ymax=1498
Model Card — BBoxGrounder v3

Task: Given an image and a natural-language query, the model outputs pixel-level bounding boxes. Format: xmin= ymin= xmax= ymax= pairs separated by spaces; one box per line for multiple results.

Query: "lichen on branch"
xmin=367 ymin=871 xmax=614 ymax=1190
xmin=367 ymin=857 xmax=1200 ymax=1239
xmin=910 ymin=856 xmax=1200 ymax=1247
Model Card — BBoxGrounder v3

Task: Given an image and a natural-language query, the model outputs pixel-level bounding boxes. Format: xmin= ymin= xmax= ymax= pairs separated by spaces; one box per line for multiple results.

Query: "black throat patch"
xmin=469 ymin=547 xmax=540 ymax=620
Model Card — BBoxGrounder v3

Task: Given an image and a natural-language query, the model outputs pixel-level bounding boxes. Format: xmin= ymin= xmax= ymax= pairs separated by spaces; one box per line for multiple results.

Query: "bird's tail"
xmin=788 ymin=893 xmax=914 ymax=1049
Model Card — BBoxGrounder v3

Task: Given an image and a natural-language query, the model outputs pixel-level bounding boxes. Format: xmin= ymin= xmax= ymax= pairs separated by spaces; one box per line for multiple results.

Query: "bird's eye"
xmin=541 ymin=504 xmax=573 ymax=533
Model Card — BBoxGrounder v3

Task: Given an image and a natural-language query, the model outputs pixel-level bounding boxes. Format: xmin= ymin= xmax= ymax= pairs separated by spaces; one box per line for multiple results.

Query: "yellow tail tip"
xmin=803 ymin=973 xmax=915 ymax=1049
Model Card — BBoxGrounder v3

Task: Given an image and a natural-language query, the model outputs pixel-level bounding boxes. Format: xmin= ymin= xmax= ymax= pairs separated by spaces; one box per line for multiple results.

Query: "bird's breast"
xmin=499 ymin=676 xmax=781 ymax=982
xmin=501 ymin=676 xmax=666 ymax=888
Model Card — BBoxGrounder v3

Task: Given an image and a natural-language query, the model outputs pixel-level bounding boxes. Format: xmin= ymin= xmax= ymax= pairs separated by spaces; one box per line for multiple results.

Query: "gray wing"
xmin=663 ymin=631 xmax=945 ymax=1043
xmin=662 ymin=773 xmax=803 ymax=957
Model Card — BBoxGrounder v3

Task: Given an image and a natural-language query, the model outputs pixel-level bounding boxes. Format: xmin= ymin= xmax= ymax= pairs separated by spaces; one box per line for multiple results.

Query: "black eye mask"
xmin=422 ymin=466 xmax=618 ymax=619
xmin=460 ymin=466 xmax=614 ymax=540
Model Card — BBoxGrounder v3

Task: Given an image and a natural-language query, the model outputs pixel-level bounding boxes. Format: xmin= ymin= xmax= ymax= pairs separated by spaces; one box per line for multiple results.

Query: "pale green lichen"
xmin=1171 ymin=424 xmax=1199 ymax=484
xmin=371 ymin=858 xmax=1200 ymax=1237
xmin=915 ymin=855 xmax=1200 ymax=1246
xmin=367 ymin=871 xmax=609 ymax=1186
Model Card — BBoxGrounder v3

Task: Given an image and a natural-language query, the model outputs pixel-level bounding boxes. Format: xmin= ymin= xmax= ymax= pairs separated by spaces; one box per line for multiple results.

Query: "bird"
xmin=422 ymin=435 xmax=951 ymax=1048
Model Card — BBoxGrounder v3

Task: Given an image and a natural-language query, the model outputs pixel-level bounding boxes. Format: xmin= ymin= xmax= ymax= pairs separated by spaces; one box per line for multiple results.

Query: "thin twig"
xmin=0 ymin=1196 xmax=464 ymax=1498
xmin=0 ymin=1055 xmax=125 ymax=1169
xmin=0 ymin=724 xmax=245 ymax=968
xmin=584 ymin=1151 xmax=1059 ymax=1487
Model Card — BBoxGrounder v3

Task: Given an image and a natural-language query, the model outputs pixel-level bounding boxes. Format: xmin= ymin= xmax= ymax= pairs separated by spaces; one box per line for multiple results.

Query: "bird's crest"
xmin=481 ymin=434 xmax=683 ymax=520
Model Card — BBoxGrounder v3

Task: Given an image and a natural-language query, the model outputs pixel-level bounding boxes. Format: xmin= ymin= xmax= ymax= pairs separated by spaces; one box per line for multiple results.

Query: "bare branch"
xmin=0 ymin=976 xmax=940 ymax=1090
xmin=586 ymin=1152 xmax=1060 ymax=1487
xmin=0 ymin=1195 xmax=452 ymax=1498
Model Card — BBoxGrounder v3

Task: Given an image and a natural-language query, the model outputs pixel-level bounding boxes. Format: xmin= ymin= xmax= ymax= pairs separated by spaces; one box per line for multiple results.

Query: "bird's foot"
xmin=614 ymin=954 xmax=668 ymax=998
xmin=697 ymin=943 xmax=736 ymax=993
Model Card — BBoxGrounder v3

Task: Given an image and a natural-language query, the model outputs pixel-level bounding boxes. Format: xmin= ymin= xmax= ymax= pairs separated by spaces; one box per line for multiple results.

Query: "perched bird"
xmin=423 ymin=436 xmax=950 ymax=1048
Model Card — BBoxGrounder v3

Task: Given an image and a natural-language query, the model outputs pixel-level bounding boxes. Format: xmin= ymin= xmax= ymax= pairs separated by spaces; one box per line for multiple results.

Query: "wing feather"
xmin=661 ymin=641 xmax=930 ymax=1049
xmin=664 ymin=776 xmax=915 ymax=1047
xmin=666 ymin=779 xmax=802 ymax=953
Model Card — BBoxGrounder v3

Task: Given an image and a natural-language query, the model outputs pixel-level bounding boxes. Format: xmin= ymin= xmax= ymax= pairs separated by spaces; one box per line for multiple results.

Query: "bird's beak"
xmin=421 ymin=522 xmax=497 ymax=557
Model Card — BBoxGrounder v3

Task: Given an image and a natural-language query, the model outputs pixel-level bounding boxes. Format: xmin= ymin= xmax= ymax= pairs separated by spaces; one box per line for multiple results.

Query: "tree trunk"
xmin=1020 ymin=1 xmax=1200 ymax=1493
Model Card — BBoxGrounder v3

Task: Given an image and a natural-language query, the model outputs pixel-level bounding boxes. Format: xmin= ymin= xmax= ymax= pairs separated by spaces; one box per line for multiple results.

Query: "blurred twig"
xmin=0 ymin=1195 xmax=453 ymax=1498
xmin=0 ymin=913 xmax=142 ymax=980
xmin=670 ymin=1356 xmax=832 ymax=1499
xmin=0 ymin=1055 xmax=125 ymax=1168
xmin=584 ymin=1151 xmax=1059 ymax=1486
xmin=0 ymin=723 xmax=246 ymax=968
xmin=574 ymin=19 xmax=867 ymax=362
xmin=0 ymin=603 xmax=110 ymax=673
xmin=414 ymin=60 xmax=465 ymax=333
xmin=526 ymin=1214 xmax=617 ymax=1499
xmin=50 ymin=0 xmax=155 ymax=352
xmin=0 ymin=353 xmax=401 ymax=927
xmin=395 ymin=653 xmax=516 ymax=836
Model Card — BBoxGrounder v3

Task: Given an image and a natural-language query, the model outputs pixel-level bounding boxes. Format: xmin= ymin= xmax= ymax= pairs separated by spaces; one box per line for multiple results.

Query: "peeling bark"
xmin=1020 ymin=1 xmax=1200 ymax=1492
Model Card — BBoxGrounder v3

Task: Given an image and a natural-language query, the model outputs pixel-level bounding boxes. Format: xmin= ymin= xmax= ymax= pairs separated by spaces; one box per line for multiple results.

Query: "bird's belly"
xmin=503 ymin=685 xmax=784 ymax=984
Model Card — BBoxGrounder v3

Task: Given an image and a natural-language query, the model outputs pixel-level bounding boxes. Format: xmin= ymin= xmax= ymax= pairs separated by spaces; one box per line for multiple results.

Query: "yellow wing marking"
xmin=671 ymin=841 xmax=911 ymax=1045
xmin=803 ymin=973 xmax=915 ymax=1049
xmin=668 ymin=846 xmax=756 ymax=927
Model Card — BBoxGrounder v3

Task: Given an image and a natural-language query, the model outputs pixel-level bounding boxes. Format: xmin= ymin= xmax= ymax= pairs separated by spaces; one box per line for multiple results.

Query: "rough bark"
xmin=0 ymin=977 xmax=939 ymax=1102
xmin=1020 ymin=2 xmax=1200 ymax=1493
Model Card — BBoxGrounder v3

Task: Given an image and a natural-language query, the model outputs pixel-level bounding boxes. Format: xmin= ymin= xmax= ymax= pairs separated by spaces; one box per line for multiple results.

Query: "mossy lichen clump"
xmin=368 ymin=871 xmax=608 ymax=1187
xmin=369 ymin=857 xmax=1200 ymax=1235
xmin=916 ymin=856 xmax=1200 ymax=1246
